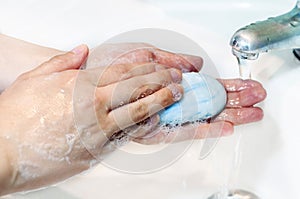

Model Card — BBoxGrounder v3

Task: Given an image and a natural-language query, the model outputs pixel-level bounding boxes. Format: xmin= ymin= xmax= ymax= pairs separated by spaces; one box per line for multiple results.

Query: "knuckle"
xmin=115 ymin=64 xmax=132 ymax=80
xmin=161 ymin=91 xmax=173 ymax=106
xmin=98 ymin=118 xmax=115 ymax=136
xmin=52 ymin=57 xmax=65 ymax=65
xmin=51 ymin=54 xmax=71 ymax=66
xmin=130 ymin=101 xmax=149 ymax=123
xmin=95 ymin=90 xmax=109 ymax=108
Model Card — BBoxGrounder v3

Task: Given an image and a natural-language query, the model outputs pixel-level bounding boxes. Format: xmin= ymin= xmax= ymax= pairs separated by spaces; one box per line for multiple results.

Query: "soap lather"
xmin=159 ymin=72 xmax=227 ymax=126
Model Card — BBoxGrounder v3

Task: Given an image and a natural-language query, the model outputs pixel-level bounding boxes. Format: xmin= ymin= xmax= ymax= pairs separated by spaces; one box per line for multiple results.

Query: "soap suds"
xmin=64 ymin=133 xmax=76 ymax=156
xmin=18 ymin=161 xmax=40 ymax=181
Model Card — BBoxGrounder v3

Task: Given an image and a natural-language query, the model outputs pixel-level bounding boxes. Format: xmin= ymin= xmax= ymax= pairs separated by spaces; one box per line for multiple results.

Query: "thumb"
xmin=19 ymin=44 xmax=89 ymax=79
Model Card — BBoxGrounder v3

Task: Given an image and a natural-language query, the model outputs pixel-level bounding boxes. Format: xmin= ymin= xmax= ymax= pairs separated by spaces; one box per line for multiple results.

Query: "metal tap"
xmin=230 ymin=1 xmax=300 ymax=60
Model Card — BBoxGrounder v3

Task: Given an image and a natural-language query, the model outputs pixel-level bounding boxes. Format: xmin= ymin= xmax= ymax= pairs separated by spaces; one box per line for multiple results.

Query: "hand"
xmin=75 ymin=42 xmax=205 ymax=155
xmin=86 ymin=43 xmax=203 ymax=72
xmin=0 ymin=44 xmax=188 ymax=194
xmin=84 ymin=43 xmax=266 ymax=144
xmin=79 ymin=42 xmax=205 ymax=148
xmin=133 ymin=78 xmax=267 ymax=144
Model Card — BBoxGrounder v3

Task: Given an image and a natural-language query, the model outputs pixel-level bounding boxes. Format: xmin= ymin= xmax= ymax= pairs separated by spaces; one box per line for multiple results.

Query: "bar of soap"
xmin=159 ymin=72 xmax=227 ymax=125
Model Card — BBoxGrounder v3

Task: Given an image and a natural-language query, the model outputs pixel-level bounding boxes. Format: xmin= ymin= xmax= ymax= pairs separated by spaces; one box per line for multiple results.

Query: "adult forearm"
xmin=0 ymin=34 xmax=63 ymax=91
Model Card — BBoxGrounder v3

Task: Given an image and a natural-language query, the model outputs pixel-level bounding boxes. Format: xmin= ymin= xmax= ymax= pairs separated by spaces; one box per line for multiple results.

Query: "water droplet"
xmin=40 ymin=117 xmax=45 ymax=125
xmin=119 ymin=101 xmax=125 ymax=107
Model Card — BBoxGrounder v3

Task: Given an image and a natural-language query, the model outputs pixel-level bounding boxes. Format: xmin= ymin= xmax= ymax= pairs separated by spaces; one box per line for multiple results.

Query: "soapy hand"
xmin=81 ymin=42 xmax=206 ymax=153
xmin=84 ymin=43 xmax=266 ymax=144
xmin=134 ymin=78 xmax=266 ymax=144
xmin=86 ymin=43 xmax=203 ymax=72
xmin=0 ymin=41 xmax=266 ymax=195
xmin=0 ymin=44 xmax=195 ymax=194
xmin=79 ymin=43 xmax=265 ymax=152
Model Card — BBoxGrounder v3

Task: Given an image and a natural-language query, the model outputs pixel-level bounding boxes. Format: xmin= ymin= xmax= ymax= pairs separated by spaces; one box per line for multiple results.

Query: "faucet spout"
xmin=230 ymin=3 xmax=300 ymax=60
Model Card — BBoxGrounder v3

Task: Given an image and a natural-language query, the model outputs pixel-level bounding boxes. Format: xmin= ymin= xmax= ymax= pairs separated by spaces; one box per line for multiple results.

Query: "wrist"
xmin=0 ymin=34 xmax=64 ymax=90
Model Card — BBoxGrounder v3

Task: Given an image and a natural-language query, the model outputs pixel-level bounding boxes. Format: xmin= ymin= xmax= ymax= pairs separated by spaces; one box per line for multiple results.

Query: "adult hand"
xmin=86 ymin=43 xmax=203 ymax=72
xmin=84 ymin=43 xmax=266 ymax=144
xmin=134 ymin=78 xmax=267 ymax=144
xmin=0 ymin=44 xmax=185 ymax=194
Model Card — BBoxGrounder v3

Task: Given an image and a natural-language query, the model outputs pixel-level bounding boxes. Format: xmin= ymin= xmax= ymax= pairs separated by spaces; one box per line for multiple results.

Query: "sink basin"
xmin=1 ymin=0 xmax=300 ymax=198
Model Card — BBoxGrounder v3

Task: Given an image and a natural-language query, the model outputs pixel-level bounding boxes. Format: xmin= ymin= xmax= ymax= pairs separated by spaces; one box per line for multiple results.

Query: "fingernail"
xmin=170 ymin=69 xmax=182 ymax=83
xmin=71 ymin=44 xmax=87 ymax=55
xmin=167 ymin=84 xmax=183 ymax=101
xmin=255 ymin=88 xmax=267 ymax=100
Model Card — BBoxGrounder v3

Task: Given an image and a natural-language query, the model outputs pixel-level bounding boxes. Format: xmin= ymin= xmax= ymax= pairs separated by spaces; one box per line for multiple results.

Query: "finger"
xmin=87 ymin=63 xmax=167 ymax=87
xmin=19 ymin=45 xmax=88 ymax=79
xmin=87 ymin=43 xmax=155 ymax=68
xmin=218 ymin=78 xmax=264 ymax=92
xmin=214 ymin=107 xmax=264 ymax=125
xmin=226 ymin=84 xmax=267 ymax=107
xmin=97 ymin=68 xmax=182 ymax=110
xmin=134 ymin=121 xmax=233 ymax=145
xmin=152 ymin=49 xmax=203 ymax=72
xmin=100 ymin=115 xmax=160 ymax=156
xmin=111 ymin=115 xmax=160 ymax=142
xmin=109 ymin=47 xmax=203 ymax=72
xmin=128 ymin=115 xmax=161 ymax=139
xmin=104 ymin=83 xmax=183 ymax=135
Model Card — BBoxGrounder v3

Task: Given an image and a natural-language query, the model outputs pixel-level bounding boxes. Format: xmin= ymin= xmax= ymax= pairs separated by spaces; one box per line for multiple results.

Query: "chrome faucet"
xmin=230 ymin=1 xmax=300 ymax=60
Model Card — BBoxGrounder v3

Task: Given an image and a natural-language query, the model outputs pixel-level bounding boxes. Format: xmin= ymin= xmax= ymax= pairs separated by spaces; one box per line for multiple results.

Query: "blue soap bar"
xmin=159 ymin=72 xmax=227 ymax=125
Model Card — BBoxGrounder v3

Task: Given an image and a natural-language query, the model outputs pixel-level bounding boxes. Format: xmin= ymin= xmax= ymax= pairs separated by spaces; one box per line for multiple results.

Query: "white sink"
xmin=1 ymin=0 xmax=300 ymax=198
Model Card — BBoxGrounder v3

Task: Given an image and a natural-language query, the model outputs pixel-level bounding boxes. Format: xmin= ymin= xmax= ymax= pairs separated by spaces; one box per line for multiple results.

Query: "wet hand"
xmin=0 ymin=44 xmax=184 ymax=194
xmin=134 ymin=78 xmax=267 ymax=144
xmin=86 ymin=43 xmax=203 ymax=72
xmin=86 ymin=43 xmax=266 ymax=144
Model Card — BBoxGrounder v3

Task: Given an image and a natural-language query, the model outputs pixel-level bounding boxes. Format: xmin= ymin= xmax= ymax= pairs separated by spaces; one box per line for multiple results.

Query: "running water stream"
xmin=208 ymin=57 xmax=260 ymax=199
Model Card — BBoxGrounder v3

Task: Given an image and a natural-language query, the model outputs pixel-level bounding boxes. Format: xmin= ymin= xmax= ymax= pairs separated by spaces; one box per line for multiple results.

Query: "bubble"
xmin=64 ymin=133 xmax=76 ymax=156
xmin=119 ymin=101 xmax=125 ymax=107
